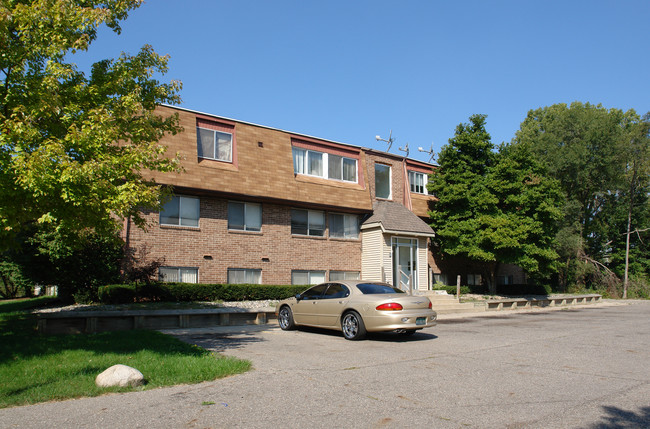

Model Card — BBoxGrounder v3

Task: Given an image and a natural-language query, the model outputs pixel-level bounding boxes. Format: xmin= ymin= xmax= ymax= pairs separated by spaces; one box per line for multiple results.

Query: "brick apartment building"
xmin=125 ymin=105 xmax=524 ymax=290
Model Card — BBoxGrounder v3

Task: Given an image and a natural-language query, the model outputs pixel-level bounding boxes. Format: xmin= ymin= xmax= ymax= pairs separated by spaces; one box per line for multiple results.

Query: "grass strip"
xmin=0 ymin=298 xmax=252 ymax=408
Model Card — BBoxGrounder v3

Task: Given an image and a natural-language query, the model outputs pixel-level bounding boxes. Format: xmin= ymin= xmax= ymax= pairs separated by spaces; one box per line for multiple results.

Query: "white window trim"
xmin=291 ymin=270 xmax=326 ymax=285
xmin=197 ymin=126 xmax=233 ymax=163
xmin=328 ymin=212 xmax=360 ymax=239
xmin=159 ymin=195 xmax=200 ymax=228
xmin=409 ymin=171 xmax=430 ymax=195
xmin=227 ymin=268 xmax=262 ymax=284
xmin=228 ymin=201 xmax=262 ymax=232
xmin=329 ymin=271 xmax=360 ymax=281
xmin=293 ymin=147 xmax=357 ymax=183
xmin=375 ymin=163 xmax=392 ymax=200
xmin=291 ymin=208 xmax=325 ymax=237
xmin=159 ymin=266 xmax=199 ymax=283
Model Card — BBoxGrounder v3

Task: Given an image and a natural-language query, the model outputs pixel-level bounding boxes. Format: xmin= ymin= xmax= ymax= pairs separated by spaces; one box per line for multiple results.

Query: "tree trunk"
xmin=486 ymin=262 xmax=499 ymax=295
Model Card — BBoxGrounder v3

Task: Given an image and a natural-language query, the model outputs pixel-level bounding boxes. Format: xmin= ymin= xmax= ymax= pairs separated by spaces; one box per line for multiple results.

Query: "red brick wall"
xmin=127 ymin=196 xmax=362 ymax=284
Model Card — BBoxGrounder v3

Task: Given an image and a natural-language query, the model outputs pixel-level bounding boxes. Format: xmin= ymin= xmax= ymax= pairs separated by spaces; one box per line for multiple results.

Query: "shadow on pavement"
xmin=586 ymin=405 xmax=650 ymax=428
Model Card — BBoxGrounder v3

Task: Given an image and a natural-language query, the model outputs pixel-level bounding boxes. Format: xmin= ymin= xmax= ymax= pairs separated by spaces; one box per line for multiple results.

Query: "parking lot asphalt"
xmin=1 ymin=300 xmax=648 ymax=428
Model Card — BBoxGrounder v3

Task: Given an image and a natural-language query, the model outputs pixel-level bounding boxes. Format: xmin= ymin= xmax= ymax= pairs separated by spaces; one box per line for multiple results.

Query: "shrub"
xmin=98 ymin=284 xmax=136 ymax=304
xmin=97 ymin=283 xmax=306 ymax=304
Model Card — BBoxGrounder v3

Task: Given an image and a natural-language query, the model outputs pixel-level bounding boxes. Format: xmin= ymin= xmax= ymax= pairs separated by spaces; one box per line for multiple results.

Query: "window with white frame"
xmin=329 ymin=271 xmax=360 ymax=281
xmin=159 ymin=267 xmax=198 ymax=283
xmin=409 ymin=171 xmax=430 ymax=195
xmin=227 ymin=268 xmax=262 ymax=284
xmin=375 ymin=163 xmax=391 ymax=199
xmin=197 ymin=127 xmax=233 ymax=162
xmin=228 ymin=201 xmax=262 ymax=231
xmin=497 ymin=275 xmax=514 ymax=286
xmin=160 ymin=195 xmax=199 ymax=227
xmin=467 ymin=274 xmax=482 ymax=286
xmin=292 ymin=147 xmax=357 ymax=183
xmin=329 ymin=213 xmax=359 ymax=239
xmin=291 ymin=270 xmax=326 ymax=285
xmin=291 ymin=208 xmax=325 ymax=236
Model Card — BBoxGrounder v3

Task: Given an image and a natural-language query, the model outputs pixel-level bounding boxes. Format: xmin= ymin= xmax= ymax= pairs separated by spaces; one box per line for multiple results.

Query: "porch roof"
xmin=361 ymin=200 xmax=435 ymax=237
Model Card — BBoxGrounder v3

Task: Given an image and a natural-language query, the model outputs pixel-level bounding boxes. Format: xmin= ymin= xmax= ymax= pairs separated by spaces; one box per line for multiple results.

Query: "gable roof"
xmin=361 ymin=200 xmax=435 ymax=237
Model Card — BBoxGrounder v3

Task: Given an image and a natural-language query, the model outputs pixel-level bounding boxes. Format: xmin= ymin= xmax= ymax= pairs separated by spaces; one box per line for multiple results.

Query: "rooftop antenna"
xmin=418 ymin=143 xmax=435 ymax=163
xmin=398 ymin=142 xmax=409 ymax=157
xmin=375 ymin=130 xmax=394 ymax=152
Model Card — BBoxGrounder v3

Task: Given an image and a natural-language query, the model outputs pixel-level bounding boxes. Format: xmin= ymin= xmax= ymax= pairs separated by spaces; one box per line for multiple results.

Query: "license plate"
xmin=416 ymin=317 xmax=426 ymax=326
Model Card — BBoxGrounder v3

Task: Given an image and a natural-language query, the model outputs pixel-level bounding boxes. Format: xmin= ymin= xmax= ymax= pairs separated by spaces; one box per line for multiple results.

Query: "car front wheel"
xmin=342 ymin=311 xmax=366 ymax=340
xmin=278 ymin=306 xmax=296 ymax=330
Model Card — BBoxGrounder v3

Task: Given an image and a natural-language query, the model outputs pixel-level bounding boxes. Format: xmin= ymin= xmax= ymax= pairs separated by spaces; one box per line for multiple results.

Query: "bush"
xmin=98 ymin=284 xmax=136 ymax=304
xmin=98 ymin=283 xmax=306 ymax=304
xmin=432 ymin=284 xmax=471 ymax=295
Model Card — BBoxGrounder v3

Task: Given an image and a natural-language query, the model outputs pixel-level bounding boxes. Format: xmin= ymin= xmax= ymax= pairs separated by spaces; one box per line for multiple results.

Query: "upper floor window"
xmin=293 ymin=147 xmax=357 ymax=183
xmin=409 ymin=171 xmax=430 ymax=195
xmin=160 ymin=195 xmax=199 ymax=227
xmin=197 ymin=127 xmax=233 ymax=162
xmin=228 ymin=201 xmax=262 ymax=232
xmin=329 ymin=213 xmax=359 ymax=239
xmin=375 ymin=163 xmax=391 ymax=199
xmin=291 ymin=208 xmax=325 ymax=237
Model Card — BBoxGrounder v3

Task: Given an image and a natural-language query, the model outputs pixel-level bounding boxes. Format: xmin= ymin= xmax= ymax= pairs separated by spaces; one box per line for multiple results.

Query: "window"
xmin=291 ymin=209 xmax=325 ymax=236
xmin=228 ymin=202 xmax=262 ymax=231
xmin=498 ymin=275 xmax=514 ymax=286
xmin=329 ymin=271 xmax=360 ymax=281
xmin=228 ymin=269 xmax=262 ymax=284
xmin=434 ymin=273 xmax=448 ymax=286
xmin=323 ymin=283 xmax=350 ymax=299
xmin=467 ymin=274 xmax=482 ymax=286
xmin=160 ymin=196 xmax=199 ymax=227
xmin=292 ymin=270 xmax=326 ymax=285
xmin=298 ymin=284 xmax=328 ymax=299
xmin=159 ymin=267 xmax=198 ymax=283
xmin=356 ymin=283 xmax=405 ymax=294
xmin=293 ymin=147 xmax=357 ymax=183
xmin=375 ymin=164 xmax=391 ymax=199
xmin=329 ymin=213 xmax=359 ymax=239
xmin=409 ymin=171 xmax=430 ymax=195
xmin=328 ymin=155 xmax=357 ymax=182
xmin=197 ymin=127 xmax=233 ymax=162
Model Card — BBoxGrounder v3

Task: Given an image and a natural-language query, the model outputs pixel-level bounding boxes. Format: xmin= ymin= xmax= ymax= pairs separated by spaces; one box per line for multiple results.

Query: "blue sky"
xmin=73 ymin=0 xmax=649 ymax=163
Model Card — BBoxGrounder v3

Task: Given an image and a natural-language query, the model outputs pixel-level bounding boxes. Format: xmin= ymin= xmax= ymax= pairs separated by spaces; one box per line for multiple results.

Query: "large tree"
xmin=428 ymin=115 xmax=563 ymax=294
xmin=514 ymin=102 xmax=649 ymax=293
xmin=0 ymin=0 xmax=182 ymax=250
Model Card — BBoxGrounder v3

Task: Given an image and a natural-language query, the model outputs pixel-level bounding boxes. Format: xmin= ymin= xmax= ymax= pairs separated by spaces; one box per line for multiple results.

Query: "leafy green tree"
xmin=0 ymin=0 xmax=182 ymax=251
xmin=514 ymin=102 xmax=649 ymax=293
xmin=429 ymin=115 xmax=563 ymax=294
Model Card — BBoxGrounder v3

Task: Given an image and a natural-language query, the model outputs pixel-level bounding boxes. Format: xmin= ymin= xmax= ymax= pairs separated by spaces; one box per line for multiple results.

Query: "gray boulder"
xmin=96 ymin=364 xmax=145 ymax=388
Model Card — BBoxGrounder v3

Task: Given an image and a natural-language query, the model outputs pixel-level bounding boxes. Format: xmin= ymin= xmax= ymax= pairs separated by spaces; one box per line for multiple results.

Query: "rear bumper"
xmin=363 ymin=310 xmax=437 ymax=332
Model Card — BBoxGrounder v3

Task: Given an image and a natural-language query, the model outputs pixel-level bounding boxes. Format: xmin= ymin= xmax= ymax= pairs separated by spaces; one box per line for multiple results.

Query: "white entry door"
xmin=392 ymin=238 xmax=417 ymax=293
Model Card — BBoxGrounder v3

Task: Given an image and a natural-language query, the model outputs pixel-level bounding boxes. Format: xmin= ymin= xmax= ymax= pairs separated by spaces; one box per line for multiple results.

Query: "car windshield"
xmin=356 ymin=283 xmax=405 ymax=294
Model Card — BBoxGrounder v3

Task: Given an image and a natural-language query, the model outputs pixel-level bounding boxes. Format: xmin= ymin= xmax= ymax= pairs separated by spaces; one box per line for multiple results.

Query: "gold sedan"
xmin=275 ymin=281 xmax=437 ymax=340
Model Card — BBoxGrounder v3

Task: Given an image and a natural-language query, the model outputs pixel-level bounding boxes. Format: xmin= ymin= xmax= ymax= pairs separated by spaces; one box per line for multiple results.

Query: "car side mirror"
xmin=295 ymin=293 xmax=302 ymax=302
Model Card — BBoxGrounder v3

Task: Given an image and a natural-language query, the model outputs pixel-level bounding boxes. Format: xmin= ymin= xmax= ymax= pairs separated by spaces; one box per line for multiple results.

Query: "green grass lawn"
xmin=0 ymin=297 xmax=252 ymax=408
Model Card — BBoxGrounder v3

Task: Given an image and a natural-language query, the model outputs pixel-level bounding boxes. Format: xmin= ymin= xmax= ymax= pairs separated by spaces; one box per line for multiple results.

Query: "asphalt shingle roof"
xmin=362 ymin=200 xmax=435 ymax=236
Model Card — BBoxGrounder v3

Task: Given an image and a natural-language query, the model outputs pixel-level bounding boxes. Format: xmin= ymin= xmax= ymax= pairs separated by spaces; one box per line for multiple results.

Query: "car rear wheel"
xmin=342 ymin=311 xmax=366 ymax=340
xmin=278 ymin=306 xmax=296 ymax=330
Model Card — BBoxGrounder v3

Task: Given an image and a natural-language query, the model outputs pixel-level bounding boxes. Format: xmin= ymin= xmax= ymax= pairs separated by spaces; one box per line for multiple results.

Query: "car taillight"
xmin=428 ymin=300 xmax=432 ymax=309
xmin=376 ymin=303 xmax=403 ymax=311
